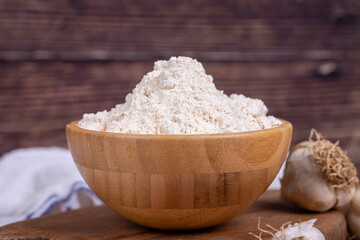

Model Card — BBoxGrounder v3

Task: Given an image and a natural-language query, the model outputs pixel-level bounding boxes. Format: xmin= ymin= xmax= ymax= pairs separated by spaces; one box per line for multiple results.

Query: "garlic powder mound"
xmin=78 ymin=56 xmax=282 ymax=134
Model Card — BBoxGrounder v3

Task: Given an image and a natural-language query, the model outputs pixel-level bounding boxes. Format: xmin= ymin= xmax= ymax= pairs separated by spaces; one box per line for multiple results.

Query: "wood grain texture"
xmin=0 ymin=191 xmax=348 ymax=239
xmin=0 ymin=0 xmax=359 ymax=171
xmin=0 ymin=0 xmax=359 ymax=61
xmin=65 ymin=121 xmax=292 ymax=229
xmin=0 ymin=60 xmax=359 ymax=168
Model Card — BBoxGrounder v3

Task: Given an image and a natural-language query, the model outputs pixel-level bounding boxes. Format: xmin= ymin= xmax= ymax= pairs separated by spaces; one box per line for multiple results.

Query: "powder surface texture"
xmin=78 ymin=56 xmax=282 ymax=134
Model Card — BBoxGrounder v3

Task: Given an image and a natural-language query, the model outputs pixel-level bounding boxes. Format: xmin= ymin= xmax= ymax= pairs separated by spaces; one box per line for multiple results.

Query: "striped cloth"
xmin=0 ymin=147 xmax=103 ymax=227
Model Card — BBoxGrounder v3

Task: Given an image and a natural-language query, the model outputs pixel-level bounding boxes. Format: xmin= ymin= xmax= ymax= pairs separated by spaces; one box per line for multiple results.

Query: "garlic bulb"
xmin=281 ymin=129 xmax=359 ymax=212
xmin=249 ymin=218 xmax=325 ymax=240
xmin=273 ymin=219 xmax=325 ymax=240
xmin=347 ymin=186 xmax=360 ymax=237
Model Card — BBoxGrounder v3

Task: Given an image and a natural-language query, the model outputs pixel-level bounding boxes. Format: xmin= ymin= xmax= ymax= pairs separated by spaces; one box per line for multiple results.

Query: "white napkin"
xmin=268 ymin=161 xmax=286 ymax=190
xmin=0 ymin=147 xmax=103 ymax=227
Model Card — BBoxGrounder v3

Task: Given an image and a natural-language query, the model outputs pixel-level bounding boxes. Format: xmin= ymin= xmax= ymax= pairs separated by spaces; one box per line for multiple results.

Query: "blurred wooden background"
xmin=0 ymin=0 xmax=359 ymax=168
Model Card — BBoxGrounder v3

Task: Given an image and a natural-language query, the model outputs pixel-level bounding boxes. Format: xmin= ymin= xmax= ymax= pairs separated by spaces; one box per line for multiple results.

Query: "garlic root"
xmin=249 ymin=218 xmax=325 ymax=240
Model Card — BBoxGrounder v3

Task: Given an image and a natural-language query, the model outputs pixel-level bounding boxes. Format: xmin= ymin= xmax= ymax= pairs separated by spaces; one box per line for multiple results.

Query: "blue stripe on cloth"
xmin=25 ymin=181 xmax=102 ymax=220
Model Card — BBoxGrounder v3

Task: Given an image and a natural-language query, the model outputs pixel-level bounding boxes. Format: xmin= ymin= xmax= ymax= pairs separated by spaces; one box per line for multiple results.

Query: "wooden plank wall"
xmin=0 ymin=0 xmax=359 ymax=168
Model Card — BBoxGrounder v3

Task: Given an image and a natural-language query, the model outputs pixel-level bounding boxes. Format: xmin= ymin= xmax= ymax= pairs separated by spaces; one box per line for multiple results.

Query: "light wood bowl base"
xmin=66 ymin=120 xmax=292 ymax=230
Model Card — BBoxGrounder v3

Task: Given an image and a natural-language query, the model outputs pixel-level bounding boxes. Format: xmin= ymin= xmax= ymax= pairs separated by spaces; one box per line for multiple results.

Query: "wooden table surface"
xmin=0 ymin=191 xmax=348 ymax=240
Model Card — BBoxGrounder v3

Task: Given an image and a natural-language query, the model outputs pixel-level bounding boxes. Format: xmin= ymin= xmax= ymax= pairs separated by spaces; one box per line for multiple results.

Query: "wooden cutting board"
xmin=0 ymin=191 xmax=348 ymax=240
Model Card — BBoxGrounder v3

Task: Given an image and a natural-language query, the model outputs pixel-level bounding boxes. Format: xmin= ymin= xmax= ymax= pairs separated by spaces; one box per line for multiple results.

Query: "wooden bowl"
xmin=66 ymin=120 xmax=292 ymax=230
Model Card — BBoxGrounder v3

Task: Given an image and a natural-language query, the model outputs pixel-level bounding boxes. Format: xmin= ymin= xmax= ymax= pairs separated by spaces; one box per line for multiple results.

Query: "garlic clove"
xmin=282 ymin=128 xmax=360 ymax=224
xmin=348 ymin=211 xmax=360 ymax=237
xmin=273 ymin=219 xmax=325 ymax=240
xmin=286 ymin=144 xmax=322 ymax=175
xmin=350 ymin=187 xmax=360 ymax=215
xmin=347 ymin=187 xmax=360 ymax=236
xmin=281 ymin=170 xmax=336 ymax=212
xmin=334 ymin=186 xmax=356 ymax=212
xmin=281 ymin=144 xmax=337 ymax=212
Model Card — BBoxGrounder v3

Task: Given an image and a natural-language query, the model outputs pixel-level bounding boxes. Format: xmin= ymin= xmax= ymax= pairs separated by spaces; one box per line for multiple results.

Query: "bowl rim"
xmin=66 ymin=119 xmax=292 ymax=139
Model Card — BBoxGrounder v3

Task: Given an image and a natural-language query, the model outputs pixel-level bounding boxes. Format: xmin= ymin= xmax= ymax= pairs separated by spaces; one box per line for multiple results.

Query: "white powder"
xmin=78 ymin=56 xmax=282 ymax=134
